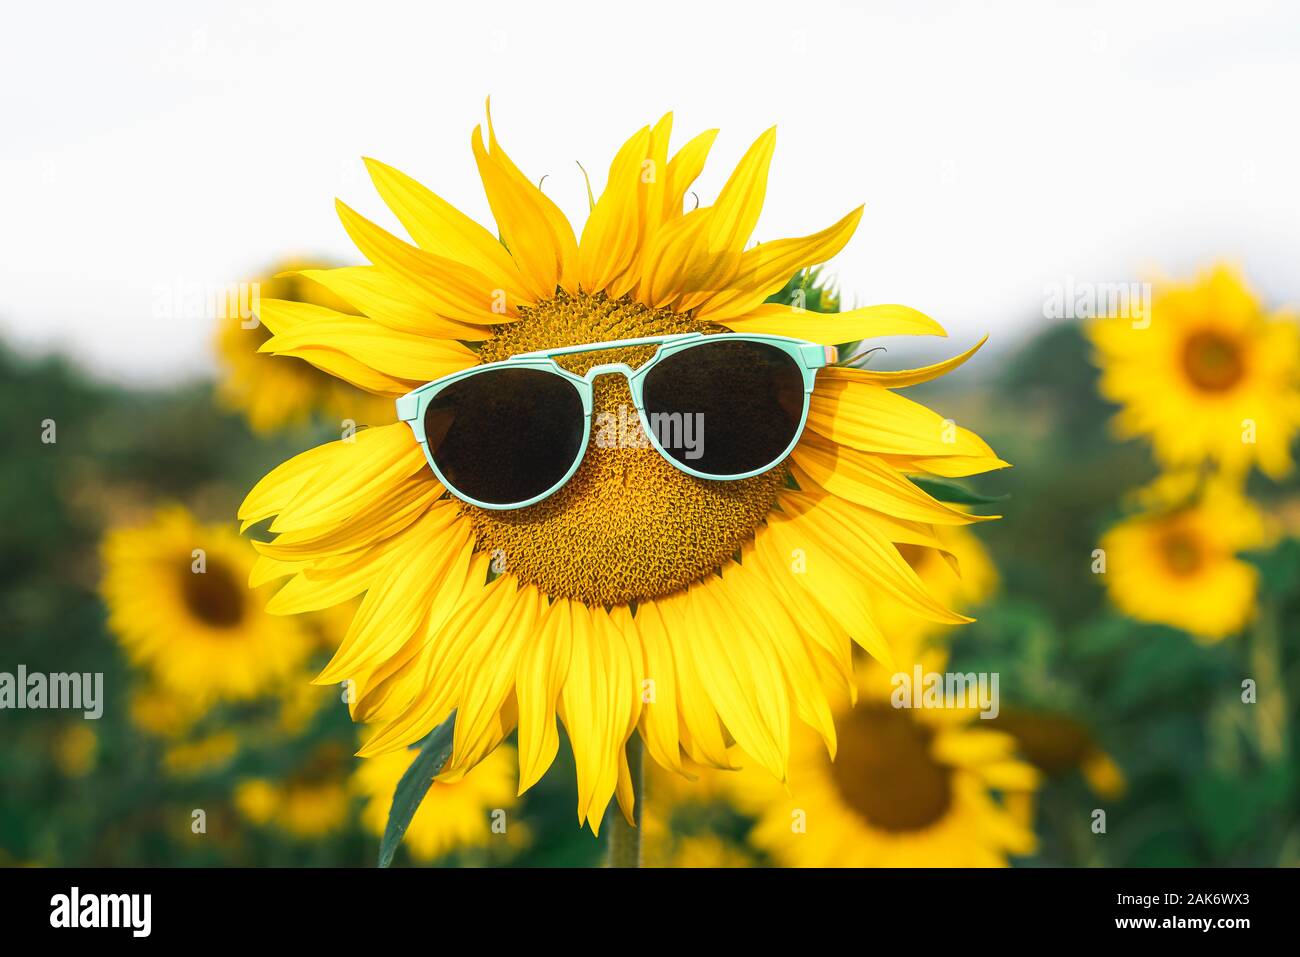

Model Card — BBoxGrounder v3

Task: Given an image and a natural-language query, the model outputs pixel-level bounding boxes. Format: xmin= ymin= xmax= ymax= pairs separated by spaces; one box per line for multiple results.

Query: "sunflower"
xmin=235 ymin=742 xmax=353 ymax=839
xmin=355 ymin=740 xmax=521 ymax=862
xmin=732 ymin=656 xmax=1038 ymax=867
xmin=241 ymin=106 xmax=1007 ymax=833
xmin=102 ymin=506 xmax=313 ymax=705
xmin=1100 ymin=482 xmax=1265 ymax=641
xmin=1089 ymin=265 xmax=1300 ymax=479
xmin=216 ymin=258 xmax=395 ymax=433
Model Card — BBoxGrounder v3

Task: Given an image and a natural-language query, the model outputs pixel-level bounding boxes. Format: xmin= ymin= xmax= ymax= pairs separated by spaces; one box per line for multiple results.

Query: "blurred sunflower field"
xmin=2 ymin=253 xmax=1297 ymax=869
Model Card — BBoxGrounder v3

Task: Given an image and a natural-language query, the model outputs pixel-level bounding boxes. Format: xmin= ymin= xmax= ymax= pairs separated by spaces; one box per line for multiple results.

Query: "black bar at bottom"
xmin=0 ymin=866 xmax=1286 ymax=941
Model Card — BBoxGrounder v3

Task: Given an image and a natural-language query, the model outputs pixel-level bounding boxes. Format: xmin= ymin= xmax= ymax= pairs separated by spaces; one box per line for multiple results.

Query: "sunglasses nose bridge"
xmin=581 ymin=363 xmax=645 ymax=415
xmin=582 ymin=363 xmax=641 ymax=402
xmin=583 ymin=362 xmax=636 ymax=382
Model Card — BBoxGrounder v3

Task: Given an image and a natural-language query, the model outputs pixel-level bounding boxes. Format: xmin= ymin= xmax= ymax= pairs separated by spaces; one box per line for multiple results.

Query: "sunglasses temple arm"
xmin=395 ymin=392 xmax=421 ymax=422
xmin=799 ymin=343 xmax=838 ymax=370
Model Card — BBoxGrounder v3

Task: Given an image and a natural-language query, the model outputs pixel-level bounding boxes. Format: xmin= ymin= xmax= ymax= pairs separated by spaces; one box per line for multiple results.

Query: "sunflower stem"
xmin=1249 ymin=599 xmax=1288 ymax=762
xmin=607 ymin=734 xmax=643 ymax=867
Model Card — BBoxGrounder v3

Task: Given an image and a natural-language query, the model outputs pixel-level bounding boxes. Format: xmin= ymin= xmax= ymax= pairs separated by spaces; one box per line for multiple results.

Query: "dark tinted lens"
xmin=424 ymin=367 xmax=585 ymax=506
xmin=641 ymin=339 xmax=805 ymax=476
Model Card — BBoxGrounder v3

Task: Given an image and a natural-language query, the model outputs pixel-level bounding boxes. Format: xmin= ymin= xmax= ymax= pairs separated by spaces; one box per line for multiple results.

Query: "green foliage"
xmin=764 ymin=267 xmax=840 ymax=314
xmin=4 ymin=296 xmax=1300 ymax=867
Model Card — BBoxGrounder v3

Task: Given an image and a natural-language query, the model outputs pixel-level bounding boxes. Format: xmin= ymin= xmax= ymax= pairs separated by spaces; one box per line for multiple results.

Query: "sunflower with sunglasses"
xmin=241 ymin=105 xmax=1006 ymax=835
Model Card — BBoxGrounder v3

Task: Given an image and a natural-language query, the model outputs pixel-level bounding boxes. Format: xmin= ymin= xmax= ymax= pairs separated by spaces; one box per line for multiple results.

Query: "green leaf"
xmin=910 ymin=476 xmax=1008 ymax=506
xmin=378 ymin=711 xmax=456 ymax=868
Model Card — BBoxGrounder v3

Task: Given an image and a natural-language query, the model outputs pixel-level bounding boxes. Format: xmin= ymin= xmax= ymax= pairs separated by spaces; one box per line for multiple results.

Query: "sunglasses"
xmin=395 ymin=332 xmax=837 ymax=510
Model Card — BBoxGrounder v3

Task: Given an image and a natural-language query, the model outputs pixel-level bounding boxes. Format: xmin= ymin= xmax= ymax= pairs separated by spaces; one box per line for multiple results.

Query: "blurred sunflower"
xmin=990 ymin=710 xmax=1125 ymax=837
xmin=242 ymin=106 xmax=1005 ymax=832
xmin=733 ymin=656 xmax=1038 ymax=867
xmin=1088 ymin=265 xmax=1300 ymax=478
xmin=1100 ymin=483 xmax=1266 ymax=641
xmin=661 ymin=835 xmax=754 ymax=868
xmin=53 ymin=724 xmax=98 ymax=778
xmin=162 ymin=732 xmax=241 ymax=778
xmin=274 ymin=672 xmax=335 ymax=735
xmin=640 ymin=757 xmax=757 ymax=868
xmin=102 ymin=506 xmax=313 ymax=705
xmin=128 ymin=683 xmax=243 ymax=777
xmin=235 ymin=742 xmax=353 ymax=839
xmin=216 ymin=259 xmax=395 ymax=433
xmin=1004 ymin=711 xmax=1124 ymax=797
xmin=355 ymin=740 xmax=521 ymax=862
xmin=128 ymin=683 xmax=203 ymax=738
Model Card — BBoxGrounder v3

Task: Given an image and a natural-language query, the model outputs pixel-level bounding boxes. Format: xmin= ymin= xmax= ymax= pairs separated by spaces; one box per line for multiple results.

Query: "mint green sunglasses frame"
xmin=396 ymin=332 xmax=837 ymax=511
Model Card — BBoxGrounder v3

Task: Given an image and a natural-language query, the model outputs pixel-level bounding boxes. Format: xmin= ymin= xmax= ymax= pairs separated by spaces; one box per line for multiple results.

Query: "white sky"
xmin=2 ymin=0 xmax=1298 ymax=385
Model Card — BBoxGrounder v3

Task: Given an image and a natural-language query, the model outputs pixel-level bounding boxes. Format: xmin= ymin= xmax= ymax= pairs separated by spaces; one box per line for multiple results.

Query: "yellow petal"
xmin=614 ymin=743 xmax=637 ymax=829
xmin=558 ymin=604 xmax=640 ymax=833
xmin=266 ymin=345 xmax=416 ymax=397
xmin=662 ymin=128 xmax=717 ymax=221
xmin=754 ymin=508 xmax=895 ymax=667
xmin=790 ymin=431 xmax=987 ymax=526
xmin=685 ymin=581 xmax=789 ymax=779
xmin=269 ymin=423 xmax=427 ymax=534
xmin=806 ymin=376 xmax=999 ymax=460
xmin=261 ymin=475 xmax=440 ymax=557
xmin=577 ymin=125 xmax=651 ymax=294
xmin=248 ymin=553 xmax=301 ymax=588
xmin=348 ymin=542 xmax=480 ymax=721
xmin=449 ymin=585 xmax=542 ymax=773
xmin=258 ymin=301 xmax=478 ymax=383
xmin=706 ymin=127 xmax=777 ymax=257
xmin=362 ymin=157 xmax=526 ymax=299
xmin=653 ymin=590 xmax=733 ymax=768
xmin=299 ymin=266 xmax=495 ymax=340
xmin=880 ymin=451 xmax=1012 ymax=478
xmin=606 ymin=114 xmax=674 ymax=302
xmin=337 ymin=199 xmax=517 ymax=325
xmin=356 ymin=563 xmax=505 ymax=755
xmin=930 ymin=728 xmax=1019 ymax=766
xmin=637 ymin=207 xmax=727 ymax=308
xmin=314 ymin=507 xmax=467 ymax=682
xmin=693 ymin=206 xmax=863 ymax=322
xmin=472 ymin=112 xmax=579 ymax=299
xmin=515 ymin=597 xmax=573 ymax=793
xmin=265 ymin=562 xmax=366 ymax=616
xmin=778 ymin=487 xmax=971 ymax=626
xmin=720 ymin=562 xmax=837 ymax=757
xmin=743 ymin=538 xmax=855 ymax=703
xmin=718 ymin=302 xmax=947 ymax=343
xmin=239 ymin=440 xmax=345 ymax=532
xmin=975 ymin=759 xmax=1041 ymax=792
xmin=821 ymin=337 xmax=988 ymax=387
xmin=420 ymin=572 xmax=519 ymax=723
xmin=630 ymin=600 xmax=683 ymax=773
